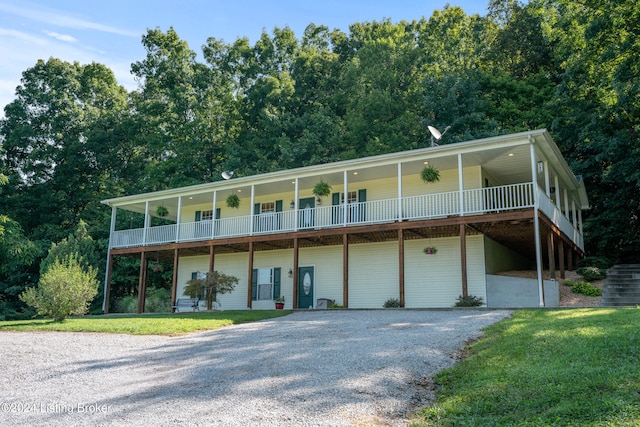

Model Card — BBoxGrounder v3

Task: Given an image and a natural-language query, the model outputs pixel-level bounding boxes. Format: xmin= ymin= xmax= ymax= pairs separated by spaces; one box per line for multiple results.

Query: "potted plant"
xmin=156 ymin=206 xmax=169 ymax=217
xmin=274 ymin=295 xmax=285 ymax=310
xmin=312 ymin=180 xmax=332 ymax=204
xmin=420 ymin=165 xmax=440 ymax=183
xmin=226 ymin=193 xmax=240 ymax=209
xmin=423 ymin=246 xmax=438 ymax=255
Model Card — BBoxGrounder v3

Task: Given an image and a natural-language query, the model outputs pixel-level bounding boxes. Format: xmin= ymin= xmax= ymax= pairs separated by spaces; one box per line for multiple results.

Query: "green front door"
xmin=298 ymin=266 xmax=314 ymax=309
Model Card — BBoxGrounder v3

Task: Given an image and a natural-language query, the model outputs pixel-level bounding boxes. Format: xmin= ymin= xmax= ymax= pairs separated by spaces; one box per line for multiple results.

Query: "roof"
xmin=102 ymin=129 xmax=588 ymax=209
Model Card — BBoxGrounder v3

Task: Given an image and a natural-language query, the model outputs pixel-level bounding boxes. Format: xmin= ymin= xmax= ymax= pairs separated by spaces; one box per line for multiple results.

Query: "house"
xmin=100 ymin=129 xmax=588 ymax=312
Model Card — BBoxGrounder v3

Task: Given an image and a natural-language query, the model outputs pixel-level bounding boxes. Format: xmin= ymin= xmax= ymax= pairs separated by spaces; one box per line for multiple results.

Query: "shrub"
xmin=383 ymin=298 xmax=403 ymax=308
xmin=576 ymin=256 xmax=613 ymax=270
xmin=576 ymin=266 xmax=607 ymax=281
xmin=329 ymin=303 xmax=344 ymax=309
xmin=20 ymin=254 xmax=98 ymax=321
xmin=116 ymin=295 xmax=138 ymax=313
xmin=454 ymin=295 xmax=484 ymax=307
xmin=564 ymin=280 xmax=602 ymax=297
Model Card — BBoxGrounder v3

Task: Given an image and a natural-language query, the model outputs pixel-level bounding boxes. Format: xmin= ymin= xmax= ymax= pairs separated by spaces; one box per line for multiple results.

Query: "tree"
xmin=183 ymin=271 xmax=238 ymax=310
xmin=20 ymin=254 xmax=98 ymax=321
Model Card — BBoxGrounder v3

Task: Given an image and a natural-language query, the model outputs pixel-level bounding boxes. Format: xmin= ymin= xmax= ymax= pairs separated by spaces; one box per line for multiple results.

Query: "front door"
xmin=298 ymin=197 xmax=315 ymax=229
xmin=298 ymin=266 xmax=314 ymax=309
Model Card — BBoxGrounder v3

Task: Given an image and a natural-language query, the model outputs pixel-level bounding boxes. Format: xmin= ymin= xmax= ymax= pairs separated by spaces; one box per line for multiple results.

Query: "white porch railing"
xmin=110 ymin=182 xmax=582 ymax=250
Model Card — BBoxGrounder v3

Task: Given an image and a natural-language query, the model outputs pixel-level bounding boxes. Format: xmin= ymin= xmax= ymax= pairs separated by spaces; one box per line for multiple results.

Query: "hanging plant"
xmin=156 ymin=206 xmax=169 ymax=217
xmin=420 ymin=165 xmax=440 ymax=183
xmin=312 ymin=180 xmax=332 ymax=198
xmin=423 ymin=246 xmax=438 ymax=255
xmin=226 ymin=193 xmax=240 ymax=209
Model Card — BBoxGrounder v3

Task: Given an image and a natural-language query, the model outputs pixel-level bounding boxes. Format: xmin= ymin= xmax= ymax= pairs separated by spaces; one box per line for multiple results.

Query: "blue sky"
xmin=0 ymin=0 xmax=490 ymax=116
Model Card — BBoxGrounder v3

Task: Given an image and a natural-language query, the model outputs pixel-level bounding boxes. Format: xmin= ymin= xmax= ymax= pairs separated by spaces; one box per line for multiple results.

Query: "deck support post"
xmin=171 ymin=249 xmax=179 ymax=312
xmin=137 ymin=251 xmax=148 ymax=314
xmin=460 ymin=224 xmax=468 ymax=298
xmin=247 ymin=242 xmax=254 ymax=309
xmin=103 ymin=254 xmax=113 ymax=314
xmin=558 ymin=238 xmax=566 ymax=279
xmin=398 ymin=229 xmax=405 ymax=307
xmin=548 ymin=232 xmax=556 ymax=281
xmin=343 ymin=234 xmax=349 ymax=308
xmin=293 ymin=238 xmax=299 ymax=309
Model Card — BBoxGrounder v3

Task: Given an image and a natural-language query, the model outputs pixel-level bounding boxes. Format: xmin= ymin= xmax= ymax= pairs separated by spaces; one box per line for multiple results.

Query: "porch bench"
xmin=172 ymin=298 xmax=200 ymax=312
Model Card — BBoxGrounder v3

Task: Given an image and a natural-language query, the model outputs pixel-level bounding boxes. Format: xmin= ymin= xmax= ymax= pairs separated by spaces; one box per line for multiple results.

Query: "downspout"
xmin=530 ymin=136 xmax=545 ymax=307
xmin=101 ymin=205 xmax=117 ymax=313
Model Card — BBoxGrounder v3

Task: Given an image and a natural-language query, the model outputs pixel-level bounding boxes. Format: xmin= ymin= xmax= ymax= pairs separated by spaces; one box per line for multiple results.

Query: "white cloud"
xmin=43 ymin=30 xmax=78 ymax=43
xmin=0 ymin=2 xmax=138 ymax=38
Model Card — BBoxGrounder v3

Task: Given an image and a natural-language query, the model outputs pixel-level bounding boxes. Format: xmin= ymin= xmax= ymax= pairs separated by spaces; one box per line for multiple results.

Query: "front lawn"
xmin=412 ymin=308 xmax=640 ymax=426
xmin=0 ymin=310 xmax=291 ymax=335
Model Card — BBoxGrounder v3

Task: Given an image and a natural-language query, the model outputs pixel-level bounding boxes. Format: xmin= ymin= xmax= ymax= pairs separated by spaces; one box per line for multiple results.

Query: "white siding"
xmin=348 ymin=241 xmax=399 ymax=309
xmin=403 ymin=166 xmax=482 ymax=197
xmin=404 ymin=235 xmax=485 ymax=307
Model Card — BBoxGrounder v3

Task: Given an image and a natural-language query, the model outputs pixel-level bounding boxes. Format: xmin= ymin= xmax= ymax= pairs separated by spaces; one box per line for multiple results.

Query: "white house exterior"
xmin=101 ymin=129 xmax=588 ymax=312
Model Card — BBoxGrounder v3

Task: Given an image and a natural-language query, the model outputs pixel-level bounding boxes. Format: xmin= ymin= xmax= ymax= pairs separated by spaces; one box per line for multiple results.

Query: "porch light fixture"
xmin=537 ymin=161 xmax=544 ymax=173
xmin=222 ymin=171 xmax=234 ymax=180
xmin=428 ymin=125 xmax=450 ymax=147
xmin=288 ymin=268 xmax=293 ymax=278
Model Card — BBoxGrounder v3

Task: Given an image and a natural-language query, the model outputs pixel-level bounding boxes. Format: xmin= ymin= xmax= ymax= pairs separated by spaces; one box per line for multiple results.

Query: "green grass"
xmin=0 ymin=310 xmax=291 ymax=335
xmin=412 ymin=309 xmax=640 ymax=427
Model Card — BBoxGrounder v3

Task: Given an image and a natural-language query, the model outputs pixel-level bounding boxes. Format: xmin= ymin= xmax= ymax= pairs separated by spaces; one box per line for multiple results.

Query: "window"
xmin=260 ymin=202 xmax=275 ymax=213
xmin=201 ymin=210 xmax=214 ymax=221
xmin=257 ymin=268 xmax=273 ymax=300
xmin=251 ymin=267 xmax=282 ymax=301
xmin=341 ymin=191 xmax=357 ymax=204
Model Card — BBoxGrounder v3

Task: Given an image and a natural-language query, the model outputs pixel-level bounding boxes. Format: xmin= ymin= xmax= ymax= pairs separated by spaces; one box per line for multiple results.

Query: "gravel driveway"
xmin=0 ymin=309 xmax=510 ymax=426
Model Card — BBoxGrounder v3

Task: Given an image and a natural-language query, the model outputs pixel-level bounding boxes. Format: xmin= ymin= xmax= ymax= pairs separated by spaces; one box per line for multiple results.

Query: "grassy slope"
xmin=0 ymin=310 xmax=291 ymax=335
xmin=412 ymin=309 xmax=640 ymax=426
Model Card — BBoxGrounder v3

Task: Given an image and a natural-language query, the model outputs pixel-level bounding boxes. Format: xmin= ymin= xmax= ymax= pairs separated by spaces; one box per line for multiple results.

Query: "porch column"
xmin=103 ymin=254 xmax=114 ymax=314
xmin=247 ymin=242 xmax=254 ymax=308
xmin=211 ymin=191 xmax=217 ymax=239
xmin=293 ymin=238 xmax=299 ymax=309
xmin=398 ymin=229 xmax=405 ymax=307
xmin=458 ymin=154 xmax=464 ymax=216
xmin=294 ymin=178 xmax=299 ymax=231
xmin=572 ymin=200 xmax=577 ymax=228
xmin=343 ymin=171 xmax=348 ymax=226
xmin=250 ymin=185 xmax=255 ymax=235
xmin=564 ymin=189 xmax=570 ymax=219
xmin=460 ymin=224 xmax=468 ymax=298
xmin=558 ymin=238 xmax=566 ymax=279
xmin=142 ymin=201 xmax=150 ymax=245
xmin=544 ymin=161 xmax=550 ymax=196
xmin=343 ymin=234 xmax=349 ymax=308
xmin=102 ymin=205 xmax=117 ymax=313
xmin=530 ymin=139 xmax=545 ymax=306
xmin=175 ymin=196 xmax=182 ymax=242
xmin=171 ymin=249 xmax=179 ymax=312
xmin=397 ymin=163 xmax=403 ymax=222
xmin=554 ymin=176 xmax=560 ymax=209
xmin=209 ymin=245 xmax=215 ymax=272
xmin=137 ymin=251 xmax=148 ymax=314
xmin=548 ymin=232 xmax=556 ymax=281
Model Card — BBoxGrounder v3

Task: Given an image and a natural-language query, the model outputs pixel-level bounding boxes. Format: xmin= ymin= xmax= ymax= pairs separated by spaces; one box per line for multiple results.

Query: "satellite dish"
xmin=427 ymin=126 xmax=442 ymax=140
xmin=427 ymin=125 xmax=450 ymax=147
xmin=221 ymin=171 xmax=234 ymax=180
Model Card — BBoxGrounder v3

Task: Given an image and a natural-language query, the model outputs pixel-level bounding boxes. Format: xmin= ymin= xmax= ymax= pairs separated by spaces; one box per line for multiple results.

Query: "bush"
xmin=564 ymin=280 xmax=602 ymax=297
xmin=454 ymin=295 xmax=484 ymax=307
xmin=329 ymin=303 xmax=344 ymax=309
xmin=383 ymin=298 xmax=403 ymax=308
xmin=576 ymin=256 xmax=613 ymax=270
xmin=20 ymin=254 xmax=98 ymax=321
xmin=116 ymin=295 xmax=138 ymax=313
xmin=576 ymin=266 xmax=607 ymax=281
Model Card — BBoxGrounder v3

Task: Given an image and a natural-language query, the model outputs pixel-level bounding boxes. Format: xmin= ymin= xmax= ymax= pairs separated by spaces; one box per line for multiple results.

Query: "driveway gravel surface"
xmin=0 ymin=309 xmax=511 ymax=426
